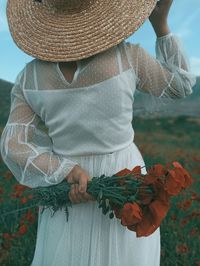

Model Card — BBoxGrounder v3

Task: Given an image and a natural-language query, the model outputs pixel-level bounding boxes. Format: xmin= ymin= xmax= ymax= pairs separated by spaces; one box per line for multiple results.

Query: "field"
xmin=0 ymin=115 xmax=200 ymax=266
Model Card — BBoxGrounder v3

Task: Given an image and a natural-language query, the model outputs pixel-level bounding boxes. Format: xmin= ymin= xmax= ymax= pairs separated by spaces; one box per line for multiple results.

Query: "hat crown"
xmin=40 ymin=0 xmax=94 ymax=12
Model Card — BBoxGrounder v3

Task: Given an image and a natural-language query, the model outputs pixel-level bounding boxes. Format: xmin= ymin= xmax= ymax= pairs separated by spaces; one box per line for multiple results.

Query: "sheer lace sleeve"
xmin=124 ymin=33 xmax=196 ymax=114
xmin=0 ymin=68 xmax=79 ymax=188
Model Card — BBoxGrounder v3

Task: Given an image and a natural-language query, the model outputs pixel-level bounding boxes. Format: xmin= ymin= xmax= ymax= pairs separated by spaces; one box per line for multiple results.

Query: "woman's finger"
xmin=69 ymin=184 xmax=81 ymax=204
xmin=78 ymin=174 xmax=88 ymax=193
xmin=74 ymin=184 xmax=88 ymax=202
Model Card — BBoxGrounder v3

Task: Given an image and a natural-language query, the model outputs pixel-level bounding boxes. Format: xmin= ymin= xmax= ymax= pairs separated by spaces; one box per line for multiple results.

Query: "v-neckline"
xmin=56 ymin=61 xmax=81 ymax=86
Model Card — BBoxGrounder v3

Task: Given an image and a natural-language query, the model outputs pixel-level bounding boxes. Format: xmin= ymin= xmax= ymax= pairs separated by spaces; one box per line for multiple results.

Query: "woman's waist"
xmin=52 ymin=137 xmax=135 ymax=158
xmin=51 ymin=127 xmax=135 ymax=156
xmin=59 ymin=141 xmax=146 ymax=178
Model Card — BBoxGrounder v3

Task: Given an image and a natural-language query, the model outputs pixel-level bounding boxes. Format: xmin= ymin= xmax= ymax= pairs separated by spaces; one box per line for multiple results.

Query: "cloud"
xmin=190 ymin=57 xmax=200 ymax=76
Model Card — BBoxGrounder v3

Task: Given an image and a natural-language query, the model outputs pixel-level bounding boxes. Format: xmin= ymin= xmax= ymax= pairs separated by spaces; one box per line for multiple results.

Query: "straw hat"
xmin=7 ymin=0 xmax=157 ymax=62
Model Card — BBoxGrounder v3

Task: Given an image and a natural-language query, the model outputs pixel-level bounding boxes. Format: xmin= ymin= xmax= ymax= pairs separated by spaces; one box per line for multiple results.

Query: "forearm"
xmin=151 ymin=22 xmax=171 ymax=37
xmin=149 ymin=0 xmax=173 ymax=37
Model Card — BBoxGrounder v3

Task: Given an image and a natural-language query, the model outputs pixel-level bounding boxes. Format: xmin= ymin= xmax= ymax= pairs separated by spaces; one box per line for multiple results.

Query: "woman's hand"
xmin=66 ymin=165 xmax=95 ymax=204
xmin=149 ymin=0 xmax=173 ymax=37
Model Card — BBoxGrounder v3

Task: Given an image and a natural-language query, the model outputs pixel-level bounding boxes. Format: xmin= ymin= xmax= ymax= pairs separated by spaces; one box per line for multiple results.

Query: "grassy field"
xmin=0 ymin=115 xmax=200 ymax=266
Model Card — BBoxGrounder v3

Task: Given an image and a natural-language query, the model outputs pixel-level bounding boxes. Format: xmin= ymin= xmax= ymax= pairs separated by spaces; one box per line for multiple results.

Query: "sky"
xmin=1 ymin=0 xmax=200 ymax=82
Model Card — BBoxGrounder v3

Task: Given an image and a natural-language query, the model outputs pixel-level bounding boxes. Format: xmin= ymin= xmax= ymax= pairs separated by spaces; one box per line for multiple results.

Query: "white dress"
xmin=0 ymin=33 xmax=195 ymax=266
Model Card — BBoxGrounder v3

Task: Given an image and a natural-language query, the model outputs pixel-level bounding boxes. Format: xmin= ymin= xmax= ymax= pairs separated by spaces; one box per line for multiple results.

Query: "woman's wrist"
xmin=151 ymin=22 xmax=171 ymax=37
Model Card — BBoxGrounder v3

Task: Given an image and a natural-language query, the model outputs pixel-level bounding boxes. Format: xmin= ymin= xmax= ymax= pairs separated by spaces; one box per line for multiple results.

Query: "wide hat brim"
xmin=7 ymin=0 xmax=157 ymax=62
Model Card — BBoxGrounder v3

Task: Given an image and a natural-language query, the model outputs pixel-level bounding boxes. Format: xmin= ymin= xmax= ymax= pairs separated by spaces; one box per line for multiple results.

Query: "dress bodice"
xmin=23 ymin=44 xmax=136 ymax=156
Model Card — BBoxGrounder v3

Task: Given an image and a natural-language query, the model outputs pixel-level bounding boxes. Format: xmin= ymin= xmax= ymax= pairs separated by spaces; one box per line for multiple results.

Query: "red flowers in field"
xmin=176 ymin=243 xmax=189 ymax=254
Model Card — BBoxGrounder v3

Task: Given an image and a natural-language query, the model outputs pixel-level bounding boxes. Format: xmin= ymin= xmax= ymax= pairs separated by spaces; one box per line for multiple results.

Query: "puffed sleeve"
xmin=124 ymin=33 xmax=196 ymax=114
xmin=0 ymin=68 xmax=79 ymax=188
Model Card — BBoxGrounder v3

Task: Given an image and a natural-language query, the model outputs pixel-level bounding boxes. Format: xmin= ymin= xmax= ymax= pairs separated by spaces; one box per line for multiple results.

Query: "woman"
xmin=0 ymin=0 xmax=195 ymax=265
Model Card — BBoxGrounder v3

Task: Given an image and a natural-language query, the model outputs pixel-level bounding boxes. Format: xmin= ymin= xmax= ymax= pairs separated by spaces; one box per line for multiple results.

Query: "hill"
xmin=0 ymin=79 xmax=13 ymax=125
xmin=133 ymin=77 xmax=200 ymax=118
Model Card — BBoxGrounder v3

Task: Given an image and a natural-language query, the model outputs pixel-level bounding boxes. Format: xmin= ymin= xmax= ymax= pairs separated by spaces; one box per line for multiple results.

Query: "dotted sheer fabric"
xmin=0 ymin=33 xmax=196 ymax=189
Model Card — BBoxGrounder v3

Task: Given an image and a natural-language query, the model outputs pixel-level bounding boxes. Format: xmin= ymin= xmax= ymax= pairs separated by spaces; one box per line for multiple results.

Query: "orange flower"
xmin=127 ymin=205 xmax=155 ymax=237
xmin=190 ymin=227 xmax=198 ymax=236
xmin=152 ymin=179 xmax=170 ymax=204
xmin=5 ymin=171 xmax=13 ymax=180
xmin=10 ymin=191 xmax=24 ymax=198
xmin=13 ymin=184 xmax=26 ymax=191
xmin=181 ymin=218 xmax=189 ymax=226
xmin=121 ymin=202 xmax=142 ymax=226
xmin=182 ymin=199 xmax=192 ymax=210
xmin=114 ymin=168 xmax=131 ymax=177
xmin=25 ymin=209 xmax=35 ymax=223
xmin=143 ymin=174 xmax=158 ymax=185
xmin=20 ymin=197 xmax=28 ymax=204
xmin=128 ymin=199 xmax=170 ymax=237
xmin=27 ymin=194 xmax=33 ymax=200
xmin=137 ymin=185 xmax=154 ymax=205
xmin=131 ymin=165 xmax=142 ymax=176
xmin=18 ymin=224 xmax=28 ymax=235
xmin=191 ymin=192 xmax=199 ymax=201
xmin=114 ymin=168 xmax=131 ymax=186
xmin=2 ymin=233 xmax=12 ymax=240
xmin=176 ymin=244 xmax=189 ymax=254
xmin=139 ymin=200 xmax=169 ymax=237
xmin=164 ymin=169 xmax=183 ymax=196
xmin=148 ymin=164 xmax=167 ymax=177
xmin=172 ymin=162 xmax=194 ymax=188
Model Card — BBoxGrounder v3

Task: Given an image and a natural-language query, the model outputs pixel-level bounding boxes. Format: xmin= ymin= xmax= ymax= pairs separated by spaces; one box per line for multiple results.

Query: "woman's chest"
xmin=23 ymin=69 xmax=136 ymax=125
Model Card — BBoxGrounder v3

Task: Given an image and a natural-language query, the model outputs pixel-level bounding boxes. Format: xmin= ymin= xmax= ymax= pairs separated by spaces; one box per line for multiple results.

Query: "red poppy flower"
xmin=121 ymin=202 xmax=142 ymax=226
xmin=176 ymin=244 xmax=189 ymax=254
xmin=148 ymin=164 xmax=167 ymax=177
xmin=134 ymin=199 xmax=170 ymax=237
xmin=131 ymin=165 xmax=142 ymax=175
xmin=114 ymin=168 xmax=131 ymax=177
xmin=164 ymin=169 xmax=183 ymax=196
xmin=137 ymin=185 xmax=154 ymax=205
xmin=2 ymin=233 xmax=12 ymax=240
xmin=20 ymin=197 xmax=28 ymax=204
xmin=172 ymin=162 xmax=194 ymax=188
xmin=18 ymin=225 xmax=28 ymax=235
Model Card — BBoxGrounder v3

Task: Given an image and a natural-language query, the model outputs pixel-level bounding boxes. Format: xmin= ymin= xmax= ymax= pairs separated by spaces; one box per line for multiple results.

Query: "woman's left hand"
xmin=149 ymin=0 xmax=173 ymax=37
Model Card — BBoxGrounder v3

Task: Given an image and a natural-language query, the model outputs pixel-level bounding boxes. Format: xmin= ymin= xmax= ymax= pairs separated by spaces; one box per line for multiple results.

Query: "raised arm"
xmin=124 ymin=0 xmax=196 ymax=100
xmin=0 ymin=68 xmax=79 ymax=188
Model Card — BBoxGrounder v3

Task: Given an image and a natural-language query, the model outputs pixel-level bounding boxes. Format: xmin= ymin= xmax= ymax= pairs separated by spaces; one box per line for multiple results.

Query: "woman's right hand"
xmin=66 ymin=165 xmax=96 ymax=204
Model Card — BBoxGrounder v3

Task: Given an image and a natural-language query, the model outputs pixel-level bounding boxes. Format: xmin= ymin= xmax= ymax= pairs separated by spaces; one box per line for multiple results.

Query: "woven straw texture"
xmin=7 ymin=0 xmax=156 ymax=62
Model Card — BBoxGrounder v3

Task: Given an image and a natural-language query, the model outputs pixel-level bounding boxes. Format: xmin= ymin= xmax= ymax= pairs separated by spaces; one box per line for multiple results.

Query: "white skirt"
xmin=31 ymin=142 xmax=160 ymax=266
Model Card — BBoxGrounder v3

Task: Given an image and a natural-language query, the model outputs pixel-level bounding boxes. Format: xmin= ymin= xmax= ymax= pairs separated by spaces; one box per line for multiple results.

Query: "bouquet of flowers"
xmin=1 ymin=161 xmax=193 ymax=237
